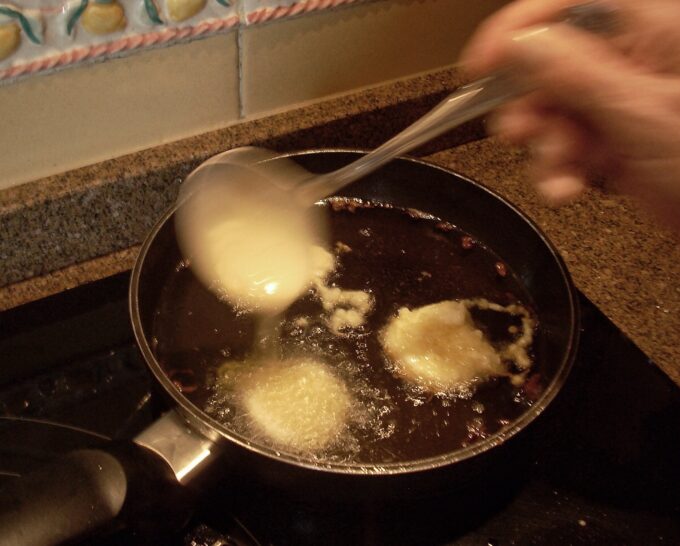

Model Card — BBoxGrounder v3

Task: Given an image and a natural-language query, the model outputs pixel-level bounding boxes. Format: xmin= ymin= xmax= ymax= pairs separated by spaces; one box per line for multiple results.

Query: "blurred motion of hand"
xmin=461 ymin=0 xmax=680 ymax=232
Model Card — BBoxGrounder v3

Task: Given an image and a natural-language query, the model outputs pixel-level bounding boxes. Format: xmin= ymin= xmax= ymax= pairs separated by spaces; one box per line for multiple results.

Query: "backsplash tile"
xmin=240 ymin=0 xmax=508 ymax=117
xmin=0 ymin=32 xmax=240 ymax=189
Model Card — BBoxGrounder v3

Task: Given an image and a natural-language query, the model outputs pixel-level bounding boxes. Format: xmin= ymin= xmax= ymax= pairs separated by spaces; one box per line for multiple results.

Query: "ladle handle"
xmin=297 ymin=76 xmax=517 ymax=202
xmin=296 ymin=0 xmax=619 ymax=203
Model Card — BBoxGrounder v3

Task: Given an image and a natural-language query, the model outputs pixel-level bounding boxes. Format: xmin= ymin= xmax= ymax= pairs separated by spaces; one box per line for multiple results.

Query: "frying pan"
xmin=0 ymin=150 xmax=579 ymax=545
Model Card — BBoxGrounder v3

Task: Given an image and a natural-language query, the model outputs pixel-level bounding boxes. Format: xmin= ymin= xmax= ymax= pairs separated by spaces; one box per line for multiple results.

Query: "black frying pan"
xmin=0 ymin=150 xmax=579 ymax=545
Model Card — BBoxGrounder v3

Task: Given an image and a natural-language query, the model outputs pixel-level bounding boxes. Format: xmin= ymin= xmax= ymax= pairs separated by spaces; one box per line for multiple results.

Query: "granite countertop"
xmin=1 ymin=67 xmax=678 ymax=386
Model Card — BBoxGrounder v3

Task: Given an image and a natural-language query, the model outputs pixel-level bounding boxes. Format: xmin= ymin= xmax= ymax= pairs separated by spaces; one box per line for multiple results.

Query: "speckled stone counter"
xmin=1 ymin=67 xmax=679 ymax=387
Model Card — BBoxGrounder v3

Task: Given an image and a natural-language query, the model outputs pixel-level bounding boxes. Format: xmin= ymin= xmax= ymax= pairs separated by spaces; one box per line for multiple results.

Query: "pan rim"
xmin=129 ymin=148 xmax=580 ymax=476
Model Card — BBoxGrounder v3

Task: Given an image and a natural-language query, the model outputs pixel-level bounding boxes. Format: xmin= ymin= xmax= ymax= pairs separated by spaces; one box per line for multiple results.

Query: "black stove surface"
xmin=1 ymin=271 xmax=679 ymax=545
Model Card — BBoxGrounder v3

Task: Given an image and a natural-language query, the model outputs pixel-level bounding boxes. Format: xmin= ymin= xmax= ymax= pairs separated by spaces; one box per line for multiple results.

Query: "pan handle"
xmin=0 ymin=411 xmax=218 ymax=545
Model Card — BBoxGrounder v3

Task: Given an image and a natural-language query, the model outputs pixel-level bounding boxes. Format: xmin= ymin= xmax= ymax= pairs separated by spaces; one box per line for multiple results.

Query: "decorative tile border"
xmin=243 ymin=0 xmax=360 ymax=25
xmin=0 ymin=0 xmax=365 ymax=83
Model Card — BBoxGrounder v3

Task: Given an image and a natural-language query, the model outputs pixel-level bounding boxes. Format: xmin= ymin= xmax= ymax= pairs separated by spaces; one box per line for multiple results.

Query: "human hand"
xmin=461 ymin=0 xmax=680 ymax=231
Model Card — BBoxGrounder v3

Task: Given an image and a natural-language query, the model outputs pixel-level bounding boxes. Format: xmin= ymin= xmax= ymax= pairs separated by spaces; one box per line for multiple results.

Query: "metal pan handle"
xmin=0 ymin=411 xmax=218 ymax=545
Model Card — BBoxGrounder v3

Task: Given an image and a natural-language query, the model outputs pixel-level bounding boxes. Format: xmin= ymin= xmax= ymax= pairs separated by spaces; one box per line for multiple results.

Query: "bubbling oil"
xmin=152 ymin=199 xmax=542 ymax=464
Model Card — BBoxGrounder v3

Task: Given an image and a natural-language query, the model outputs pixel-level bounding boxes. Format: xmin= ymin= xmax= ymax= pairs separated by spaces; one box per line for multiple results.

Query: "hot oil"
xmin=152 ymin=199 xmax=540 ymax=465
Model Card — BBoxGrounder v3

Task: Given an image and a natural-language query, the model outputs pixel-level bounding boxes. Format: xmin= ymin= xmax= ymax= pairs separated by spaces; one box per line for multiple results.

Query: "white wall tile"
xmin=0 ymin=32 xmax=240 ymax=190
xmin=240 ymin=0 xmax=508 ymax=116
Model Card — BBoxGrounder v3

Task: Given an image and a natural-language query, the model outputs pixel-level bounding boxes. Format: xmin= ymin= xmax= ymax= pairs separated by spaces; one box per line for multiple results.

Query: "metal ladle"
xmin=175 ymin=2 xmax=617 ymax=314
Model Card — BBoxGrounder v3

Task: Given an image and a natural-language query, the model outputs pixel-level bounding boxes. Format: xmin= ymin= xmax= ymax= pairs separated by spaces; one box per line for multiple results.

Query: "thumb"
xmin=505 ymin=24 xmax=641 ymax=130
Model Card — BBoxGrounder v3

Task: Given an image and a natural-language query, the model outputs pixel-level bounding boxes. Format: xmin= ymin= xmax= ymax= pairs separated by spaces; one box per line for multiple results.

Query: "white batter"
xmin=310 ymin=245 xmax=374 ymax=334
xmin=381 ymin=300 xmax=506 ymax=394
xmin=238 ymin=358 xmax=353 ymax=452
xmin=175 ymin=153 xmax=325 ymax=314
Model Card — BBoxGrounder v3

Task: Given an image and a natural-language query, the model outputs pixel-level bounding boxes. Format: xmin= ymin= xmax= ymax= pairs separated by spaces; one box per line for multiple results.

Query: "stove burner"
xmin=1 ymin=271 xmax=679 ymax=544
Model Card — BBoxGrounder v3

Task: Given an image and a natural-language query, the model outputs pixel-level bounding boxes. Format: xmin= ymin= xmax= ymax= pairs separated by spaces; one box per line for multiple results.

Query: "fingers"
xmin=489 ymin=97 xmax=607 ymax=205
xmin=488 ymin=96 xmax=546 ymax=143
xmin=502 ymin=24 xmax=646 ymax=132
xmin=535 ymin=175 xmax=588 ymax=205
xmin=461 ymin=0 xmax=577 ymax=75
xmin=532 ymin=126 xmax=588 ymax=206
xmin=614 ymin=1 xmax=680 ymax=74
xmin=463 ymin=0 xmax=680 ymax=77
xmin=529 ymin=111 xmax=591 ymax=205
xmin=466 ymin=17 xmax=643 ymax=131
xmin=491 ymin=96 xmax=593 ymax=163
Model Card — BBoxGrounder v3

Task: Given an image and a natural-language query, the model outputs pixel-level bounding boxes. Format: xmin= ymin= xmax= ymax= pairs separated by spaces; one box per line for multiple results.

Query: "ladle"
xmin=175 ymin=2 xmax=617 ymax=314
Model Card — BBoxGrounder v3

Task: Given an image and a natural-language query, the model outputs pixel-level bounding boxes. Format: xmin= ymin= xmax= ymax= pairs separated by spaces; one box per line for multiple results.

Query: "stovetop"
xmin=1 ymin=271 xmax=679 ymax=545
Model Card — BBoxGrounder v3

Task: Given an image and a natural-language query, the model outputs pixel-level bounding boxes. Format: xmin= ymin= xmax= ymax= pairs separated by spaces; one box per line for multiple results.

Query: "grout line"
xmin=237 ymin=27 xmax=245 ymax=118
xmin=236 ymin=0 xmax=247 ymax=118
